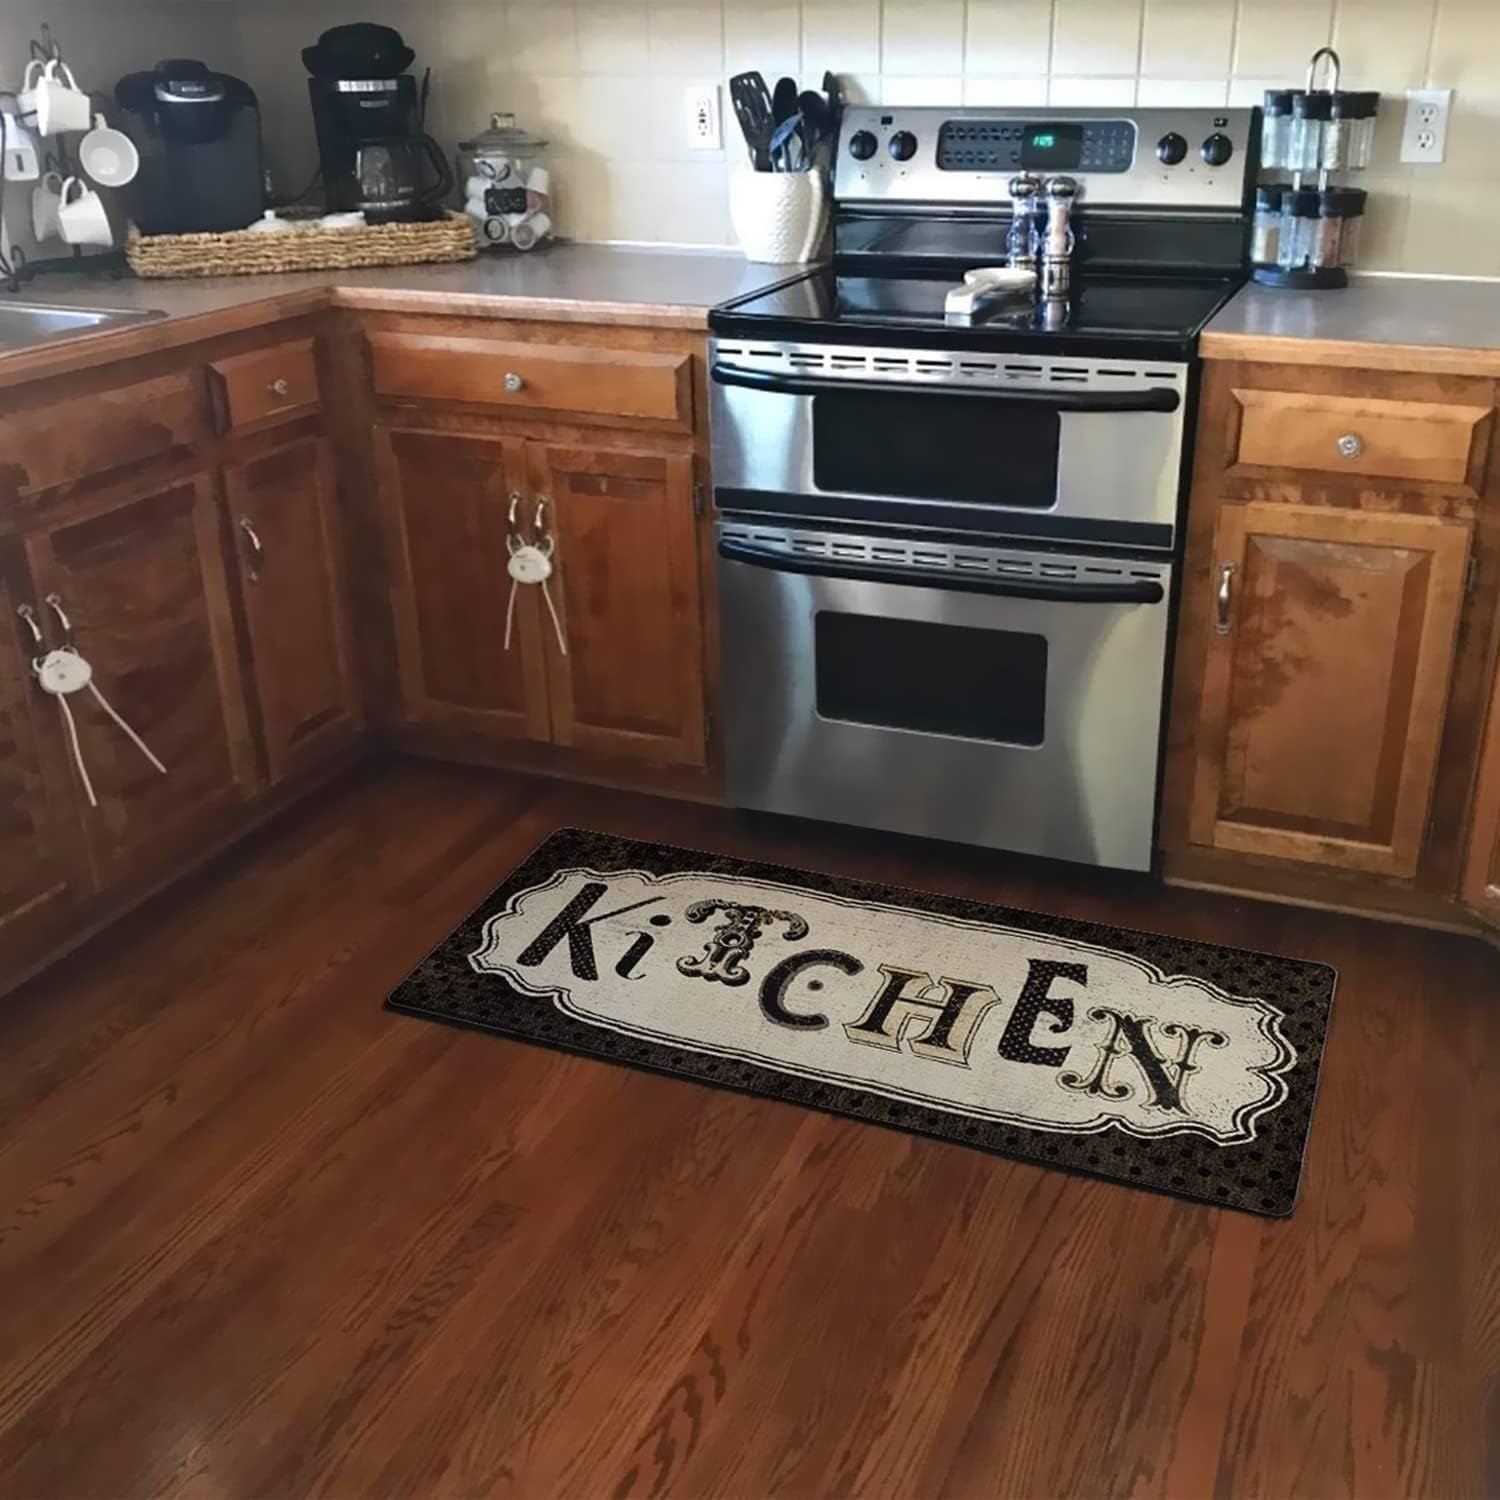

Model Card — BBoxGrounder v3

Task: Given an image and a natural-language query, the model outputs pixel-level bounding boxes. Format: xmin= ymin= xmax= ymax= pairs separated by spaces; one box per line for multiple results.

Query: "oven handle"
xmin=718 ymin=538 xmax=1166 ymax=604
xmin=709 ymin=362 xmax=1181 ymax=413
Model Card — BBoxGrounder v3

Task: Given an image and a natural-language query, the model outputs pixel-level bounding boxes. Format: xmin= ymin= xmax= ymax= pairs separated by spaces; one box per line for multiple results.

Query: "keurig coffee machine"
xmin=304 ymin=23 xmax=452 ymax=222
xmin=115 ymin=60 xmax=263 ymax=234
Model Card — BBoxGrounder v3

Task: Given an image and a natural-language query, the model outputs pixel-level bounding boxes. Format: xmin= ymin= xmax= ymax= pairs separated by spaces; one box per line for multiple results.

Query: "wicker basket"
xmin=126 ymin=212 xmax=477 ymax=279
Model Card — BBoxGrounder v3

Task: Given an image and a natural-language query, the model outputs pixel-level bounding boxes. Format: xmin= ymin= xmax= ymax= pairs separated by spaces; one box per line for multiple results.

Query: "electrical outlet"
xmin=685 ymin=83 xmax=721 ymax=150
xmin=1401 ymin=88 xmax=1452 ymax=164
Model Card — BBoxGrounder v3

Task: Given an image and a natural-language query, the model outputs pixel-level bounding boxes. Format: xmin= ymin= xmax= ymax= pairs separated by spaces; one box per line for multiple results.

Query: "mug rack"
xmin=1 ymin=23 xmax=128 ymax=290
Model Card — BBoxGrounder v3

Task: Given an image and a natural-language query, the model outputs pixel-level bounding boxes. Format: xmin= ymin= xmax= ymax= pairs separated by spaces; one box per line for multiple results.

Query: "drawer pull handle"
xmin=1215 ymin=562 xmax=1236 ymax=635
xmin=1336 ymin=431 xmax=1364 ymax=459
xmin=239 ymin=517 xmax=264 ymax=582
xmin=504 ymin=371 xmax=525 ymax=393
xmin=268 ymin=377 xmax=291 ymax=398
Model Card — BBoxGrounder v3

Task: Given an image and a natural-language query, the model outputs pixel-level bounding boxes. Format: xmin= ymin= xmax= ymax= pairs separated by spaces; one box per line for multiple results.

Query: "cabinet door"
xmin=0 ymin=563 xmax=86 ymax=966
xmin=23 ymin=472 xmax=258 ymax=889
xmin=224 ymin=437 xmax=360 ymax=784
xmin=1189 ymin=501 xmax=1471 ymax=878
xmin=372 ymin=427 xmax=549 ymax=742
xmin=532 ymin=442 xmax=706 ymax=767
xmin=1462 ymin=666 xmax=1500 ymax=927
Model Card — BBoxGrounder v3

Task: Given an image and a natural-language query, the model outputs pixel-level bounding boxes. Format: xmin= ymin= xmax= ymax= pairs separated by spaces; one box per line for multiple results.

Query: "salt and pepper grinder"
xmin=1005 ymin=173 xmax=1041 ymax=271
xmin=1039 ymin=175 xmax=1078 ymax=301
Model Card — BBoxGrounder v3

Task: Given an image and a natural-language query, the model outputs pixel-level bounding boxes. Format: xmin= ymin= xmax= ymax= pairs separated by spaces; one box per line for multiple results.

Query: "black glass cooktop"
xmin=711 ymin=265 xmax=1241 ymax=361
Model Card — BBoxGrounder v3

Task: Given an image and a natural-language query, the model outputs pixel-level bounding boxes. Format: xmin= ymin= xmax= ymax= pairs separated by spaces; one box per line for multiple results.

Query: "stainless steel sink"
xmin=0 ymin=301 xmax=165 ymax=351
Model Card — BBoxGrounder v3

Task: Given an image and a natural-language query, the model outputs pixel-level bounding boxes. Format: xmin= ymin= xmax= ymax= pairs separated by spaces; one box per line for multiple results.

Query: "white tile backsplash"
xmin=6 ymin=0 xmax=1494 ymax=275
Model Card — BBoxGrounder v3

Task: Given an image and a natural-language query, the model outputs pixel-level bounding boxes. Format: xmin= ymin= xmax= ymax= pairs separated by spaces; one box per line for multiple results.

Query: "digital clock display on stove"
xmin=1021 ymin=123 xmax=1083 ymax=167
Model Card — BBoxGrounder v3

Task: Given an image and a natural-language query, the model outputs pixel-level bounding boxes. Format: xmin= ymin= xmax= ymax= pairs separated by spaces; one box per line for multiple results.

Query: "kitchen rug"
xmin=388 ymin=829 xmax=1335 ymax=1216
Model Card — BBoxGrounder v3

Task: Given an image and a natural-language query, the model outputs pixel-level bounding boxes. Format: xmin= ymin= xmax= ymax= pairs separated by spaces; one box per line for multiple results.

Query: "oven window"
xmin=815 ymin=612 xmax=1047 ymax=745
xmin=813 ymin=391 xmax=1059 ymax=508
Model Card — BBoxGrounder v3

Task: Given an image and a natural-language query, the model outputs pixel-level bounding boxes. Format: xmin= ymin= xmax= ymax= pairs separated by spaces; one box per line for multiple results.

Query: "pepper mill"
xmin=1039 ymin=175 xmax=1078 ymax=301
xmin=1005 ymin=174 xmax=1042 ymax=271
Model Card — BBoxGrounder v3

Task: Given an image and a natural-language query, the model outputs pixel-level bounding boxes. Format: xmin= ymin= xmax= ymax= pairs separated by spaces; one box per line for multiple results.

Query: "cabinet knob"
xmin=238 ymin=516 xmax=264 ymax=582
xmin=268 ymin=377 xmax=290 ymax=398
xmin=1336 ymin=431 xmax=1364 ymax=459
xmin=504 ymin=371 xmax=525 ymax=393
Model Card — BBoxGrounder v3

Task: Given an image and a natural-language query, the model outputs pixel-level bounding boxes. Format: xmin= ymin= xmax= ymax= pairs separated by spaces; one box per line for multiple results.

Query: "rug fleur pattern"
xmin=388 ymin=829 xmax=1337 ymax=1216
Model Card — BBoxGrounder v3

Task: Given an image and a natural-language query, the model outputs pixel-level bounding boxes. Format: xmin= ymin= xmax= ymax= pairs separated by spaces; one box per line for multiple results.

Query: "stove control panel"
xmin=837 ymin=105 xmax=1257 ymax=213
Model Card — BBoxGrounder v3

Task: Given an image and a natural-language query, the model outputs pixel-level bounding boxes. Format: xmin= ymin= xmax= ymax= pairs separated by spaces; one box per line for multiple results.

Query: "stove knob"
xmin=1155 ymin=132 xmax=1188 ymax=165
xmin=1201 ymin=133 xmax=1234 ymax=167
xmin=848 ymin=129 xmax=878 ymax=161
xmin=888 ymin=130 xmax=918 ymax=162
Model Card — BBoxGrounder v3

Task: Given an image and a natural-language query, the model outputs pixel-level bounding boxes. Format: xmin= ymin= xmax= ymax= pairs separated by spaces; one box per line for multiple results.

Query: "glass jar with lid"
xmin=1278 ymin=187 xmax=1320 ymax=272
xmin=1287 ymin=91 xmax=1331 ymax=173
xmin=1251 ymin=185 xmax=1281 ymax=266
xmin=1322 ymin=92 xmax=1357 ymax=170
xmin=458 ymin=112 xmax=553 ymax=250
xmin=1349 ymin=92 xmax=1380 ymax=168
xmin=1310 ymin=188 xmax=1345 ymax=269
xmin=1261 ymin=91 xmax=1294 ymax=170
xmin=1337 ymin=187 xmax=1368 ymax=265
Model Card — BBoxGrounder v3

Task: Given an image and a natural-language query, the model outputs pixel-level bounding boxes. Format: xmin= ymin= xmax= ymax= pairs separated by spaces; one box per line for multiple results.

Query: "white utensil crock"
xmin=729 ymin=167 xmax=829 ymax=264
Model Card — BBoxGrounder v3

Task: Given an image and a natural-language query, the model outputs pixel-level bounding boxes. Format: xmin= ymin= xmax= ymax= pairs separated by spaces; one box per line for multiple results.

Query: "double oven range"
xmin=709 ymin=105 xmax=1256 ymax=872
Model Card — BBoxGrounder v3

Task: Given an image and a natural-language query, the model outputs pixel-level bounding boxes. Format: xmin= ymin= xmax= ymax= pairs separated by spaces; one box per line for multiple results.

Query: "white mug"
xmin=32 ymin=170 xmax=65 ymax=240
xmin=17 ymin=59 xmax=45 ymax=121
xmin=79 ymin=114 xmax=139 ymax=187
xmin=35 ymin=60 xmax=92 ymax=138
xmin=57 ymin=176 xmax=112 ymax=247
xmin=2 ymin=111 xmax=40 ymax=180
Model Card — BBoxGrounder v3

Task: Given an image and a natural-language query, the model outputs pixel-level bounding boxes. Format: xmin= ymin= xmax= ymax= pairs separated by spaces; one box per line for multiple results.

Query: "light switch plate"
xmin=1401 ymin=88 xmax=1452 ymax=164
xmin=686 ymin=83 xmax=721 ymax=150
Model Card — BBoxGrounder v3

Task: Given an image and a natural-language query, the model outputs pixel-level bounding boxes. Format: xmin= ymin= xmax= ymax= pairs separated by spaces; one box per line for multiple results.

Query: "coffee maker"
xmin=303 ymin=23 xmax=452 ymax=223
xmin=116 ymin=60 xmax=263 ymax=234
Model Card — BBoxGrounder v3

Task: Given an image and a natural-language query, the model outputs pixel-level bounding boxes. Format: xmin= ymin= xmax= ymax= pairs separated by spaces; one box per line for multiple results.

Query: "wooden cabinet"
xmin=224 ymin=436 xmax=360 ymax=783
xmin=1185 ymin=501 xmax=1471 ymax=878
xmin=1462 ymin=666 xmax=1500 ymax=926
xmin=20 ymin=471 xmax=258 ymax=888
xmin=0 ymin=562 xmax=86 ymax=967
xmin=374 ymin=426 xmax=708 ymax=768
xmin=533 ymin=442 xmax=705 ymax=765
xmin=375 ymin=427 xmax=551 ymax=743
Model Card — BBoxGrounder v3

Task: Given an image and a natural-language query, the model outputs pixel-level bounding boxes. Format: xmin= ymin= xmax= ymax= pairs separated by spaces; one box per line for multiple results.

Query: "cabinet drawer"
xmin=1232 ymin=388 xmax=1491 ymax=487
xmin=367 ymin=332 xmax=692 ymax=428
xmin=0 ymin=371 xmax=201 ymax=498
xmin=210 ymin=340 xmax=320 ymax=431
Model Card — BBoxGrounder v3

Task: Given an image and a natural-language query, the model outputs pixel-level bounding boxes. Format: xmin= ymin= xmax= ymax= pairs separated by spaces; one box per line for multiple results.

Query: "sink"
xmin=0 ymin=301 xmax=165 ymax=351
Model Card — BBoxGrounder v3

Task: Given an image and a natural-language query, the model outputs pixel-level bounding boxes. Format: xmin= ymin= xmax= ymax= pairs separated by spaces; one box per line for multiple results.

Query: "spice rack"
xmin=1251 ymin=47 xmax=1376 ymax=291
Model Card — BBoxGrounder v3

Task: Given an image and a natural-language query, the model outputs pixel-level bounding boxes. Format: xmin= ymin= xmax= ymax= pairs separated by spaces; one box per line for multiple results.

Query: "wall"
xmin=5 ymin=1 xmax=1500 ymax=276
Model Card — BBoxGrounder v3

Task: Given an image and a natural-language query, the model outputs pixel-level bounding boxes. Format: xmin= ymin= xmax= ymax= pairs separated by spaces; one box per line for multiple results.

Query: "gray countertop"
xmin=1204 ymin=277 xmax=1500 ymax=367
xmin=0 ymin=243 xmax=804 ymax=371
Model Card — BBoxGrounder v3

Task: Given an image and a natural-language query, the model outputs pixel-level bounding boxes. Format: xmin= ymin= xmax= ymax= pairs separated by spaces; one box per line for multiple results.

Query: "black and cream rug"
xmin=388 ymin=829 xmax=1336 ymax=1216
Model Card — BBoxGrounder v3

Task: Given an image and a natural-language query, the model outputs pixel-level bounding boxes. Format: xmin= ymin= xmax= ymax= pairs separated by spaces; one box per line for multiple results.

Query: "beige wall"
xmin=5 ymin=1 xmax=1500 ymax=275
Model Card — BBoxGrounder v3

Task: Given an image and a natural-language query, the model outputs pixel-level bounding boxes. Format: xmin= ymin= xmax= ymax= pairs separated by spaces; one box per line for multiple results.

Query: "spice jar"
xmin=1251 ymin=185 xmax=1281 ymax=266
xmin=1322 ymin=92 xmax=1357 ymax=170
xmin=1287 ymin=91 xmax=1331 ymax=173
xmin=1310 ymin=188 xmax=1344 ymax=269
xmin=1337 ymin=187 xmax=1367 ymax=266
xmin=1261 ymin=90 xmax=1294 ymax=170
xmin=1277 ymin=187 xmax=1320 ymax=272
xmin=458 ymin=112 xmax=553 ymax=250
xmin=1350 ymin=92 xmax=1380 ymax=168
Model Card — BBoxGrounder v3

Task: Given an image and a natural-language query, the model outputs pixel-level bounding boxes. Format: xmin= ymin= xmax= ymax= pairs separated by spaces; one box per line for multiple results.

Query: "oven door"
xmin=717 ymin=525 xmax=1173 ymax=871
xmin=709 ymin=343 xmax=1187 ymax=549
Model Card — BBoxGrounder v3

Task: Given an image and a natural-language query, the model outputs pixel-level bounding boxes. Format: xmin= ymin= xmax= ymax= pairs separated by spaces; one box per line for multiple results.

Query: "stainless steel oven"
xmin=709 ymin=339 xmax=1189 ymax=872
xmin=716 ymin=521 xmax=1172 ymax=871
xmin=710 ymin=340 xmax=1188 ymax=552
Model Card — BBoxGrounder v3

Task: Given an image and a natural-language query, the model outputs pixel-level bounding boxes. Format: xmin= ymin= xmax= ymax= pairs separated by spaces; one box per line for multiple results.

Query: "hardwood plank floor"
xmin=1 ymin=755 xmax=1496 ymax=1499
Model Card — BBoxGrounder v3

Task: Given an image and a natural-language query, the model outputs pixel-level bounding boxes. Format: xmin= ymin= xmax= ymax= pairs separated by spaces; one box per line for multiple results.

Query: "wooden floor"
xmin=1 ymin=756 xmax=1497 ymax=1500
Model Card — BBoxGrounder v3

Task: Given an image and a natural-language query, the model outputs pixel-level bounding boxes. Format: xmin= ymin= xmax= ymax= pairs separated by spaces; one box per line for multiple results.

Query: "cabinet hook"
xmin=44 ymin=593 xmax=72 ymax=640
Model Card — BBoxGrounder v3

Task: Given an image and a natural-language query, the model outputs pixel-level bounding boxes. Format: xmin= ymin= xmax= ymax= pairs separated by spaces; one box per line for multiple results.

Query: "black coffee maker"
xmin=304 ymin=23 xmax=452 ymax=222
